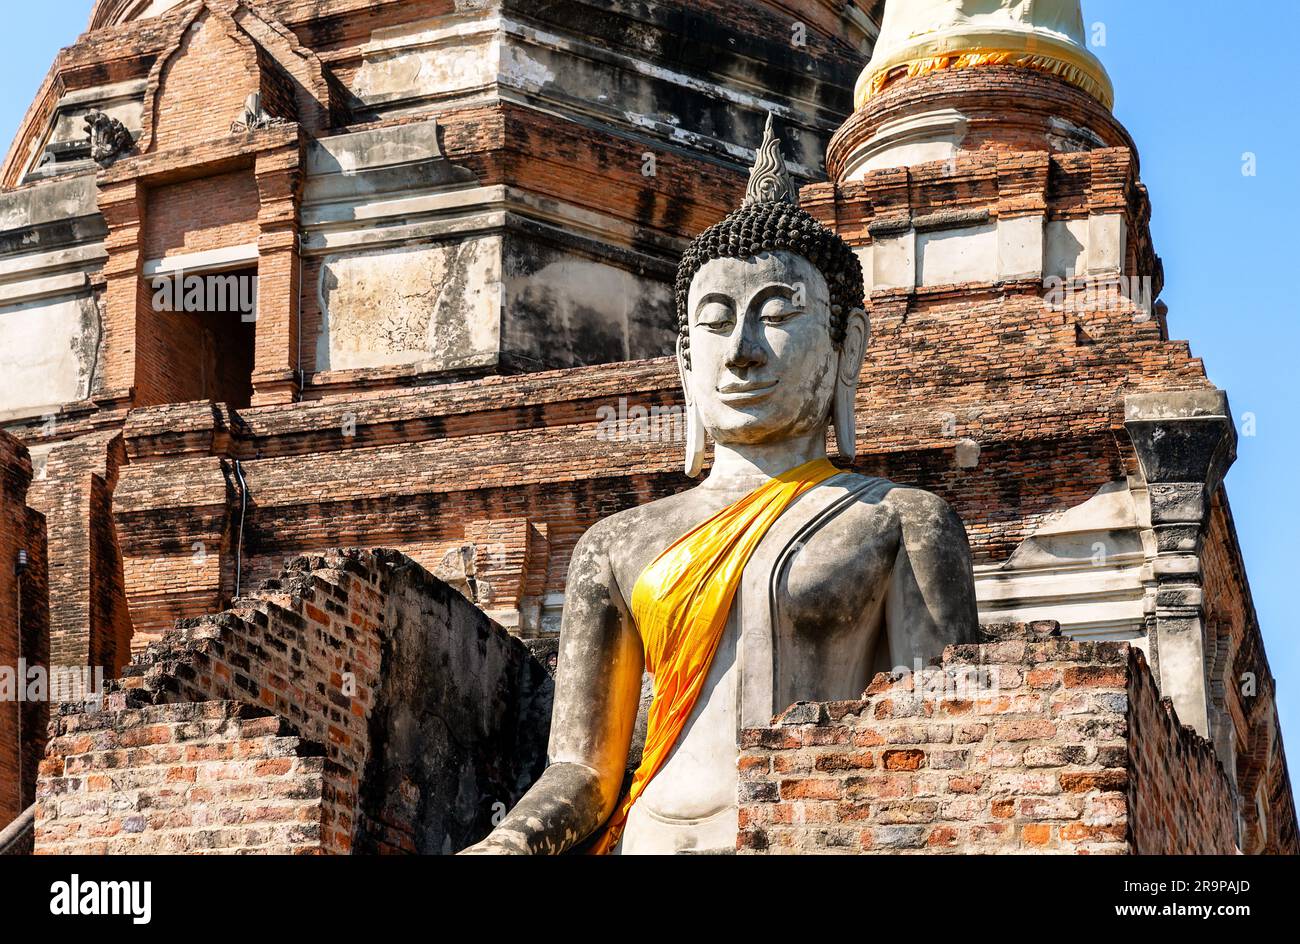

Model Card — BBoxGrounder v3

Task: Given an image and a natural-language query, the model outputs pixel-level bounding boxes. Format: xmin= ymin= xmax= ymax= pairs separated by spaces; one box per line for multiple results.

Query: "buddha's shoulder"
xmin=823 ymin=473 xmax=962 ymax=529
xmin=574 ymin=488 xmax=703 ymax=550
xmin=578 ymin=474 xmax=962 ymax=551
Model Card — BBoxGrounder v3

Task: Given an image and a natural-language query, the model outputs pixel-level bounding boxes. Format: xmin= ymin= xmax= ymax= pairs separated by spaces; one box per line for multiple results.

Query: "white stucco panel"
xmin=872 ymin=232 xmax=915 ymax=290
xmin=316 ymin=237 xmax=502 ymax=372
xmin=996 ymin=215 xmax=1044 ymax=281
xmin=917 ymin=223 xmax=997 ymax=286
xmin=351 ymin=24 xmax=499 ymax=105
xmin=1045 ymin=219 xmax=1089 ymax=279
xmin=0 ymin=295 xmax=96 ymax=420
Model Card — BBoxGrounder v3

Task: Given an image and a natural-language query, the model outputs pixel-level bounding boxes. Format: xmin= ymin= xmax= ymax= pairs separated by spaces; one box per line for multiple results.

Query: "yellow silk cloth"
xmin=588 ymin=457 xmax=841 ymax=854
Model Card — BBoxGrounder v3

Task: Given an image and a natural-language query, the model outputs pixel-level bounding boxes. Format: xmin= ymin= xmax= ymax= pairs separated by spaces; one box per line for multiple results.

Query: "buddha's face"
xmin=683 ymin=251 xmax=838 ymax=446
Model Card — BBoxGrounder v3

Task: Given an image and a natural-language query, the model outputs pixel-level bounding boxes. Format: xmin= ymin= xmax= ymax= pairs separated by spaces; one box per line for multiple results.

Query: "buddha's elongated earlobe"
xmin=685 ymin=403 xmax=706 ymax=477
xmin=833 ymin=308 xmax=869 ymax=460
xmin=677 ymin=336 xmax=706 ymax=477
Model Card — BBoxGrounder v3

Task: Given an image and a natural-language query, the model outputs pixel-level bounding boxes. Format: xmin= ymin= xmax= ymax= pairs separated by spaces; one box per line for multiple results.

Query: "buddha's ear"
xmin=833 ymin=307 xmax=869 ymax=460
xmin=676 ymin=334 xmax=706 ymax=477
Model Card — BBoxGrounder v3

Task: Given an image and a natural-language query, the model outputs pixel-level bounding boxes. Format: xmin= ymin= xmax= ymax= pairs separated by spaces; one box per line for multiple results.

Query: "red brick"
xmin=882 ymin=749 xmax=925 ymax=771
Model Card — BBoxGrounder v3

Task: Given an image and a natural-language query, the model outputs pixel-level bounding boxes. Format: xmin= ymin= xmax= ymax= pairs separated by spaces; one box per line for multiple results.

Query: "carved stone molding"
xmin=1125 ymin=388 xmax=1237 ymax=740
xmin=83 ymin=111 xmax=134 ymax=166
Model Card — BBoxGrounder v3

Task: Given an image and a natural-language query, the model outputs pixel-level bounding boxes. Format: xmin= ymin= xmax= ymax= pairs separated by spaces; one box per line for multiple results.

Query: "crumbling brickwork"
xmin=37 ymin=700 xmax=337 ymax=854
xmin=1126 ymin=643 xmax=1239 ymax=855
xmin=737 ymin=625 xmax=1238 ymax=854
xmin=25 ymin=430 xmax=131 ymax=679
xmin=1198 ymin=497 xmax=1295 ymax=854
xmin=34 ymin=549 xmax=552 ymax=855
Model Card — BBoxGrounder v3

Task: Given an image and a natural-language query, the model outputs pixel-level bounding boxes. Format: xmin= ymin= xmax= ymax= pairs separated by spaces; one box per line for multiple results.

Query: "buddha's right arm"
xmin=459 ymin=523 xmax=644 ymax=855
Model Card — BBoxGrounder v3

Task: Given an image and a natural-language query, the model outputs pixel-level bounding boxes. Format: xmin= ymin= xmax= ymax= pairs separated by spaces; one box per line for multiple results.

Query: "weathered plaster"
xmin=503 ymin=242 xmax=675 ymax=367
xmin=1087 ymin=213 xmax=1126 ymax=275
xmin=871 ymin=230 xmax=915 ymax=290
xmin=1045 ymin=218 xmax=1089 ymax=279
xmin=996 ymin=214 xmax=1044 ymax=281
xmin=0 ymin=295 xmax=100 ymax=421
xmin=0 ymin=177 xmax=105 ymax=420
xmin=976 ymin=480 xmax=1149 ymax=643
xmin=23 ymin=79 xmax=146 ymax=182
xmin=346 ymin=10 xmax=849 ymax=177
xmin=316 ymin=236 xmax=503 ymax=373
xmin=838 ymin=108 xmax=969 ymax=179
xmin=352 ymin=19 xmax=499 ymax=108
xmin=916 ymin=223 xmax=997 ymax=286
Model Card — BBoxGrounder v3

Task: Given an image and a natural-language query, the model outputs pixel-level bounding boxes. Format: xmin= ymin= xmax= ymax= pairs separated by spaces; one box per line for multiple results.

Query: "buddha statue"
xmin=462 ymin=117 xmax=977 ymax=855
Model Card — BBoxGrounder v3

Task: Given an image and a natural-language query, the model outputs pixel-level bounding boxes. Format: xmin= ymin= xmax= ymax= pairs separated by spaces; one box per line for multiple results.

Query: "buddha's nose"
xmin=725 ymin=324 xmax=767 ymax=371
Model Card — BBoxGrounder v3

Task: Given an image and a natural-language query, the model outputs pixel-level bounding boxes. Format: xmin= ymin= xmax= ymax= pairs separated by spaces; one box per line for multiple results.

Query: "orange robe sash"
xmin=589 ymin=457 xmax=841 ymax=854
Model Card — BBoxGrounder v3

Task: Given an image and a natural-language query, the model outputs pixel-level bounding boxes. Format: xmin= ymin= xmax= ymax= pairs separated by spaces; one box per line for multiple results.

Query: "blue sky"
xmin=2 ymin=3 xmax=1297 ymax=778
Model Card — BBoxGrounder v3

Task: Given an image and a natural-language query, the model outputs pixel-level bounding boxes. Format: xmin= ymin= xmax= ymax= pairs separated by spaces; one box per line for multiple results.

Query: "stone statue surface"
xmin=462 ymin=117 xmax=978 ymax=855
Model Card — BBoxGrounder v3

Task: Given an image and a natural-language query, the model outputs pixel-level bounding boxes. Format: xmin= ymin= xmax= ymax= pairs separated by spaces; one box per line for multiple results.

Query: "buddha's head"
xmin=675 ymin=116 xmax=868 ymax=476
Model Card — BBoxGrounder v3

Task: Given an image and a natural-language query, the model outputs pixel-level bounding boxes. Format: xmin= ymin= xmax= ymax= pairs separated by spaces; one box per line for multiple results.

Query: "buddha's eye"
xmin=759 ymin=296 xmax=798 ymax=324
xmin=696 ymin=300 xmax=734 ymax=331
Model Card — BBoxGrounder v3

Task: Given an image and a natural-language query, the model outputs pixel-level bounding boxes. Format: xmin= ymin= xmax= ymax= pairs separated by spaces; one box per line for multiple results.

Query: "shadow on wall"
xmin=357 ymin=552 xmax=555 ymax=853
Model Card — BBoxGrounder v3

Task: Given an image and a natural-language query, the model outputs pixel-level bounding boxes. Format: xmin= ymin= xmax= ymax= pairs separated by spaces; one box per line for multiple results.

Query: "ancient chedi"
xmin=0 ymin=0 xmax=1294 ymax=854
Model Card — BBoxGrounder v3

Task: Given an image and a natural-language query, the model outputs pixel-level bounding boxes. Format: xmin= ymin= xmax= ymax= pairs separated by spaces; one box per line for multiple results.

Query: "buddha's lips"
xmin=717 ymin=379 xmax=779 ymax=401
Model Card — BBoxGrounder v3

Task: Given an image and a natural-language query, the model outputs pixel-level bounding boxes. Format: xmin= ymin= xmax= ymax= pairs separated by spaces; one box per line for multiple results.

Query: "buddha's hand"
xmin=456 ymin=829 xmax=533 ymax=855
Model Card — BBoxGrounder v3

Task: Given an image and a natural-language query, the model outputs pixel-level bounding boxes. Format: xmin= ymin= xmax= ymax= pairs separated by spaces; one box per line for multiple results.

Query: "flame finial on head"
xmin=675 ymin=112 xmax=863 ymax=359
xmin=743 ymin=113 xmax=799 ymax=207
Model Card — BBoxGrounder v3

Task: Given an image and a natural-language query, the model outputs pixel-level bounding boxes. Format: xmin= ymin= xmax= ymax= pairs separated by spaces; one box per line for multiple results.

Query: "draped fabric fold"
xmin=860 ymin=48 xmax=1113 ymax=110
xmin=588 ymin=457 xmax=841 ymax=855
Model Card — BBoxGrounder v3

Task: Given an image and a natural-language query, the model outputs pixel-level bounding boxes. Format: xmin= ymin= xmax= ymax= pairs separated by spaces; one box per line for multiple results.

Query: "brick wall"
xmin=101 ymin=129 xmax=1215 ymax=641
xmin=36 ymin=700 xmax=335 ymax=854
xmin=24 ymin=431 xmax=131 ymax=678
xmin=34 ymin=549 xmax=552 ymax=854
xmin=144 ymin=168 xmax=259 ymax=260
xmin=737 ymin=624 xmax=1239 ymax=854
xmin=0 ymin=431 xmax=49 ymax=831
xmin=127 ymin=550 xmax=391 ymax=852
xmin=111 ymin=264 xmax=1211 ymax=632
xmin=149 ymin=8 xmax=261 ymax=154
xmin=1126 ymin=642 xmax=1239 ymax=855
xmin=4 ymin=0 xmax=1293 ymax=855
xmin=1199 ymin=496 xmax=1297 ymax=854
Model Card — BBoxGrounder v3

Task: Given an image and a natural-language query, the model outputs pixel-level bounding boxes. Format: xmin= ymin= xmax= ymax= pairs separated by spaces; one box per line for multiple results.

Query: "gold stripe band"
xmin=855 ymin=32 xmax=1114 ymax=111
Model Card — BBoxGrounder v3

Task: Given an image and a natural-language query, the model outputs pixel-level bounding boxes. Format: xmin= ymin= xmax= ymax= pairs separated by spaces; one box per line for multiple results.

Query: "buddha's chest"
xmin=740 ymin=476 xmax=898 ymax=635
xmin=766 ymin=508 xmax=897 ymax=637
xmin=735 ymin=476 xmax=900 ymax=723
